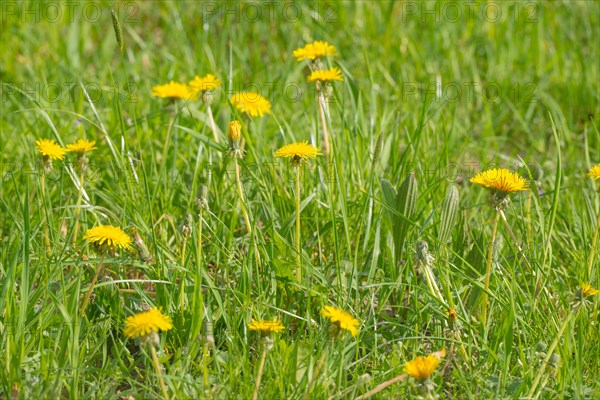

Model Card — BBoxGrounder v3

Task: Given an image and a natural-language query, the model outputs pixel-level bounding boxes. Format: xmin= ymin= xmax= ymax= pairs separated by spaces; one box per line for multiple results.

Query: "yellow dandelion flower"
xmin=470 ymin=168 xmax=529 ymax=194
xmin=588 ymin=164 xmax=600 ymax=180
xmin=228 ymin=120 xmax=242 ymax=143
xmin=189 ymin=74 xmax=222 ymax=93
xmin=307 ymin=67 xmax=344 ymax=83
xmin=404 ymin=349 xmax=446 ymax=382
xmin=152 ymin=81 xmax=196 ymax=100
xmin=66 ymin=139 xmax=97 ymax=154
xmin=123 ymin=307 xmax=173 ymax=339
xmin=36 ymin=139 xmax=67 ymax=160
xmin=293 ymin=40 xmax=337 ymax=61
xmin=321 ymin=305 xmax=360 ymax=336
xmin=275 ymin=141 xmax=321 ymax=161
xmin=248 ymin=319 xmax=285 ymax=334
xmin=581 ymin=283 xmax=599 ymax=297
xmin=83 ymin=225 xmax=133 ymax=251
xmin=447 ymin=307 xmax=457 ymax=321
xmin=230 ymin=92 xmax=271 ymax=118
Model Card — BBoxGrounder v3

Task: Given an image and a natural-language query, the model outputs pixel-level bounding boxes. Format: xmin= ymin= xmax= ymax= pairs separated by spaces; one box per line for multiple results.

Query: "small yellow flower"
xmin=404 ymin=349 xmax=446 ymax=382
xmin=228 ymin=120 xmax=242 ymax=143
xmin=66 ymin=139 xmax=97 ymax=154
xmin=470 ymin=168 xmax=529 ymax=194
xmin=293 ymin=40 xmax=337 ymax=61
xmin=307 ymin=67 xmax=343 ymax=83
xmin=189 ymin=74 xmax=222 ymax=93
xmin=36 ymin=139 xmax=67 ymax=160
xmin=83 ymin=225 xmax=133 ymax=251
xmin=124 ymin=307 xmax=173 ymax=339
xmin=230 ymin=92 xmax=271 ymax=118
xmin=581 ymin=283 xmax=599 ymax=297
xmin=248 ymin=319 xmax=285 ymax=334
xmin=152 ymin=81 xmax=196 ymax=100
xmin=588 ymin=164 xmax=600 ymax=180
xmin=447 ymin=307 xmax=457 ymax=321
xmin=321 ymin=306 xmax=360 ymax=336
xmin=275 ymin=141 xmax=321 ymax=162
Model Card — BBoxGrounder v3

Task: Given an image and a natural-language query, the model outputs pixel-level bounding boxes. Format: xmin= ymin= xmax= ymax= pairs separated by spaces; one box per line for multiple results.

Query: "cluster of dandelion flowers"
xmin=152 ymin=81 xmax=196 ymax=100
xmin=83 ymin=225 xmax=133 ymax=253
xmin=307 ymin=67 xmax=344 ymax=83
xmin=293 ymin=40 xmax=337 ymax=61
xmin=248 ymin=319 xmax=285 ymax=335
xmin=321 ymin=306 xmax=360 ymax=336
xmin=588 ymin=164 xmax=600 ymax=180
xmin=124 ymin=307 xmax=174 ymax=339
xmin=37 ymin=139 xmax=67 ymax=161
xmin=470 ymin=168 xmax=529 ymax=196
xmin=275 ymin=141 xmax=321 ymax=165
xmin=404 ymin=349 xmax=446 ymax=382
xmin=66 ymin=139 xmax=97 ymax=155
xmin=230 ymin=92 xmax=271 ymax=118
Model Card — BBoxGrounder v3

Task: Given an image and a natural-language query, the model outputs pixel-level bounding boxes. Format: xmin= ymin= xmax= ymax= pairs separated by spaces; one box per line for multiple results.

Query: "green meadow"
xmin=1 ymin=1 xmax=599 ymax=398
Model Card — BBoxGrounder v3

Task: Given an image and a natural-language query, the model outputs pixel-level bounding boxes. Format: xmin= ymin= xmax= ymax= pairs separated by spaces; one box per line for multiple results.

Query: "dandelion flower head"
xmin=36 ymin=139 xmax=67 ymax=160
xmin=588 ymin=164 xmax=600 ymax=180
xmin=404 ymin=349 xmax=446 ymax=382
xmin=67 ymin=139 xmax=97 ymax=154
xmin=581 ymin=283 xmax=599 ymax=298
xmin=321 ymin=305 xmax=360 ymax=336
xmin=275 ymin=141 xmax=321 ymax=162
xmin=293 ymin=40 xmax=337 ymax=61
xmin=83 ymin=225 xmax=133 ymax=251
xmin=307 ymin=67 xmax=343 ymax=83
xmin=248 ymin=319 xmax=285 ymax=334
xmin=470 ymin=168 xmax=529 ymax=194
xmin=152 ymin=81 xmax=196 ymax=100
xmin=123 ymin=307 xmax=173 ymax=339
xmin=189 ymin=74 xmax=222 ymax=93
xmin=230 ymin=92 xmax=271 ymax=118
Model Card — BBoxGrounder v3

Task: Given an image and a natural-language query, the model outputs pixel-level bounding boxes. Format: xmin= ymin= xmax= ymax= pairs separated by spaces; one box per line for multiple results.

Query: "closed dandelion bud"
xmin=535 ymin=341 xmax=547 ymax=354
xmin=228 ymin=120 xmax=242 ymax=143
xmin=195 ymin=185 xmax=209 ymax=211
xmin=394 ymin=173 xmax=418 ymax=262
xmin=549 ymin=352 xmax=560 ymax=368
xmin=111 ymin=9 xmax=124 ymax=52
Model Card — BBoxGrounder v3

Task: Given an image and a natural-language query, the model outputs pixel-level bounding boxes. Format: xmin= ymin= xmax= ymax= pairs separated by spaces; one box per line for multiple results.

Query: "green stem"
xmin=206 ymin=104 xmax=219 ymax=143
xmin=235 ymin=158 xmax=252 ymax=235
xmin=295 ymin=167 xmax=302 ymax=281
xmin=252 ymin=344 xmax=268 ymax=400
xmin=304 ymin=347 xmax=328 ymax=400
xmin=150 ymin=344 xmax=170 ymax=400
xmin=482 ymin=211 xmax=500 ymax=329
xmin=79 ymin=254 xmax=106 ymax=316
xmin=527 ymin=310 xmax=575 ymax=398
xmin=72 ymin=172 xmax=85 ymax=243
xmin=40 ymin=170 xmax=51 ymax=255
xmin=318 ymin=92 xmax=331 ymax=158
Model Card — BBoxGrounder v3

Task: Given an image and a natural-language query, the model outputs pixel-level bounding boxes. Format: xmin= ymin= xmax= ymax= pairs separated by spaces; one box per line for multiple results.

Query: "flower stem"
xmin=318 ymin=92 xmax=330 ymax=157
xmin=150 ymin=344 xmax=170 ymax=400
xmin=79 ymin=254 xmax=106 ymax=316
xmin=355 ymin=374 xmax=408 ymax=400
xmin=295 ymin=167 xmax=302 ymax=281
xmin=252 ymin=345 xmax=268 ymax=400
xmin=206 ymin=104 xmax=219 ymax=143
xmin=304 ymin=347 xmax=328 ymax=400
xmin=72 ymin=172 xmax=85 ymax=243
xmin=481 ymin=211 xmax=500 ymax=329
xmin=235 ymin=158 xmax=252 ymax=235
xmin=40 ymin=170 xmax=51 ymax=255
xmin=526 ymin=310 xmax=575 ymax=398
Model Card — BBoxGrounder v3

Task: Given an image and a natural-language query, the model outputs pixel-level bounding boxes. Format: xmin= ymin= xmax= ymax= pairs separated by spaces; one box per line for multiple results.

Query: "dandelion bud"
xmin=228 ymin=120 xmax=242 ymax=143
xmin=549 ymin=352 xmax=561 ymax=368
